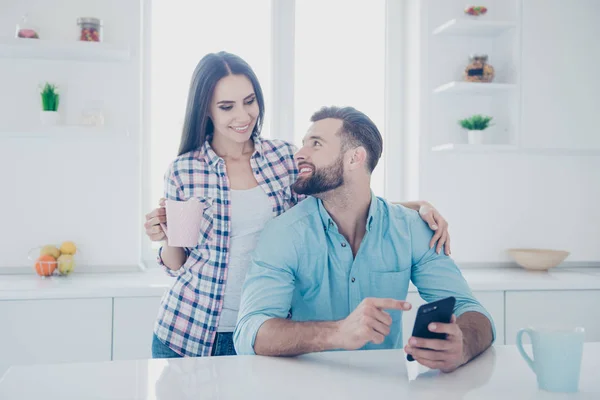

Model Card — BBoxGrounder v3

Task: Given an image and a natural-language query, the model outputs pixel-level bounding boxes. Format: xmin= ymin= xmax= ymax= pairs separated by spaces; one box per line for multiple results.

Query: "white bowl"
xmin=507 ymin=248 xmax=570 ymax=271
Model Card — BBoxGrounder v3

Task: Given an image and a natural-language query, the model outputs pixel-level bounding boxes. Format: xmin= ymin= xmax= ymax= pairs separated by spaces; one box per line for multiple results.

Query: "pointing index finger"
xmin=372 ymin=298 xmax=412 ymax=311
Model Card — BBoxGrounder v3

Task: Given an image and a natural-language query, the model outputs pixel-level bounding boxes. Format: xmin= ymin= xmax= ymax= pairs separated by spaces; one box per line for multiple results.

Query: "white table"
xmin=0 ymin=343 xmax=598 ymax=399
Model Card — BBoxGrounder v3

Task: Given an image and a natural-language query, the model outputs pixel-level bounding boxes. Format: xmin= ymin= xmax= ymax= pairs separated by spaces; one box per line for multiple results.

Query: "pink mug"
xmin=160 ymin=198 xmax=204 ymax=247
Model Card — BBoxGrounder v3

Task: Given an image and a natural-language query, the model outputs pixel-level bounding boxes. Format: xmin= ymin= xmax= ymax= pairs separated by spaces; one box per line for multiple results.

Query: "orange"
xmin=35 ymin=255 xmax=57 ymax=276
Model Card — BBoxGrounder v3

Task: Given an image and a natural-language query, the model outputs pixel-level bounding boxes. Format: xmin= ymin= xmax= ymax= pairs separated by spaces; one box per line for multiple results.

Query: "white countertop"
xmin=449 ymin=267 xmax=600 ymax=291
xmin=0 ymin=267 xmax=599 ymax=300
xmin=0 ymin=343 xmax=598 ymax=399
xmin=0 ymin=268 xmax=174 ymax=300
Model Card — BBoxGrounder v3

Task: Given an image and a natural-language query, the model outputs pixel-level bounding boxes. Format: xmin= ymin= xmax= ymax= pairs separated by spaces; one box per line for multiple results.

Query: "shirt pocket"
xmin=369 ymin=270 xmax=409 ymax=300
xmin=369 ymin=270 xmax=410 ymax=329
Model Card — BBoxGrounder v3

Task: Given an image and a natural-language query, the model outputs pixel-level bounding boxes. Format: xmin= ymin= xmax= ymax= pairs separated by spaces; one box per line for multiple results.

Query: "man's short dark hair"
xmin=310 ymin=106 xmax=383 ymax=173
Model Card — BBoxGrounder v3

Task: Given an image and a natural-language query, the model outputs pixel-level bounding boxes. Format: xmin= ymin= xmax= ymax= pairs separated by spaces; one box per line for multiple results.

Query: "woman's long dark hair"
xmin=178 ymin=52 xmax=265 ymax=156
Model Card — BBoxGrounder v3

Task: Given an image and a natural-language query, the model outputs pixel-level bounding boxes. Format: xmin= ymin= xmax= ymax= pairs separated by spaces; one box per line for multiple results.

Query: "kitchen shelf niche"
xmin=432 ymin=19 xmax=517 ymax=36
xmin=0 ymin=38 xmax=130 ymax=62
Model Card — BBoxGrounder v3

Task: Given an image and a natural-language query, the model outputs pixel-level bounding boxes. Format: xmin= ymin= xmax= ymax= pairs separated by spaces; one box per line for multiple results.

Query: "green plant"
xmin=40 ymin=83 xmax=60 ymax=111
xmin=458 ymin=114 xmax=493 ymax=130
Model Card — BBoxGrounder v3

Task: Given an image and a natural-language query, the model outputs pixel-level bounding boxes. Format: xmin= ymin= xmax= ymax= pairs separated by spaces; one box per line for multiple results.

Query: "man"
xmin=234 ymin=106 xmax=494 ymax=372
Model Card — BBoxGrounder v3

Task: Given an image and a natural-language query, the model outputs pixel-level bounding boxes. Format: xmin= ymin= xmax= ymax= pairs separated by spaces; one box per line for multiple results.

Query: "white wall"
xmin=1 ymin=0 xmax=598 ymax=270
xmin=416 ymin=0 xmax=600 ymax=264
xmin=0 ymin=0 xmax=142 ymax=269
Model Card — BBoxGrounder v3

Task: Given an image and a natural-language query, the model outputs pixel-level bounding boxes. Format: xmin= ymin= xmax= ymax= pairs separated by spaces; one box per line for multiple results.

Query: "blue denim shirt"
xmin=234 ymin=194 xmax=495 ymax=355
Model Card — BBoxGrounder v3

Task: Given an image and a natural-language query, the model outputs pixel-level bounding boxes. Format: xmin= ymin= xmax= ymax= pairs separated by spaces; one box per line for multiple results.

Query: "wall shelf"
xmin=432 ymin=143 xmax=518 ymax=152
xmin=433 ymin=81 xmax=517 ymax=95
xmin=432 ymin=19 xmax=516 ymax=36
xmin=432 ymin=143 xmax=600 ymax=155
xmin=0 ymin=126 xmax=127 ymax=138
xmin=0 ymin=38 xmax=130 ymax=62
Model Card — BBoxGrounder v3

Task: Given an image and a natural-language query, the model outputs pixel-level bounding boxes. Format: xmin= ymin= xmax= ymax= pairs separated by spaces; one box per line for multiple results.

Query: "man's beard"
xmin=292 ymin=155 xmax=344 ymax=196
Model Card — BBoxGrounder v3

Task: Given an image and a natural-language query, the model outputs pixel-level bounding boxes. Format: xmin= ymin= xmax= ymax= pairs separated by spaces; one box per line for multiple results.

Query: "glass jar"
xmin=80 ymin=108 xmax=105 ymax=127
xmin=77 ymin=17 xmax=102 ymax=42
xmin=464 ymin=54 xmax=495 ymax=83
xmin=15 ymin=14 xmax=39 ymax=39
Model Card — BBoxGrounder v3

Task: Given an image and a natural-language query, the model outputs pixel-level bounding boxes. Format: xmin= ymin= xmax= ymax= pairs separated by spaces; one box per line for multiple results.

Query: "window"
xmin=149 ymin=0 xmax=272 ymax=205
xmin=294 ymin=0 xmax=386 ymax=196
xmin=145 ymin=1 xmax=398 ymax=263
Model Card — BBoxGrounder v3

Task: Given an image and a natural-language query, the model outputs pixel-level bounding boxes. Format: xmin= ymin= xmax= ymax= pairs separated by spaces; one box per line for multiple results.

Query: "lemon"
xmin=60 ymin=241 xmax=77 ymax=255
xmin=57 ymin=254 xmax=75 ymax=275
xmin=40 ymin=245 xmax=60 ymax=259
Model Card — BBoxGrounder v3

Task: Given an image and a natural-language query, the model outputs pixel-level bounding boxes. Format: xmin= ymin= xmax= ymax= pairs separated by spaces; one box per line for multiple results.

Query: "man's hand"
xmin=404 ymin=315 xmax=467 ymax=373
xmin=335 ymin=298 xmax=411 ymax=350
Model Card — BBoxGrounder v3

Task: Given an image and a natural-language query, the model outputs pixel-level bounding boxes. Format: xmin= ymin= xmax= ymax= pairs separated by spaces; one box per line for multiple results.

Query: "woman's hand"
xmin=418 ymin=202 xmax=451 ymax=255
xmin=145 ymin=198 xmax=167 ymax=242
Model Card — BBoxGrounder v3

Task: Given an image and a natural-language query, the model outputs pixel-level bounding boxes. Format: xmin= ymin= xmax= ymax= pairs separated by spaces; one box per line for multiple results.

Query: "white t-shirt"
xmin=217 ymin=185 xmax=274 ymax=332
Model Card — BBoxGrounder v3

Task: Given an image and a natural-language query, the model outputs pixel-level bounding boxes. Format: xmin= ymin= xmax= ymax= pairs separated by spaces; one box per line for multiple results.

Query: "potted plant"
xmin=40 ymin=83 xmax=60 ymax=125
xmin=458 ymin=114 xmax=493 ymax=144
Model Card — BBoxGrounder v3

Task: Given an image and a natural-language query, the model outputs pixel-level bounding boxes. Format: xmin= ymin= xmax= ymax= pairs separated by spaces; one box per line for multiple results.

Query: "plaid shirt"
xmin=154 ymin=135 xmax=301 ymax=357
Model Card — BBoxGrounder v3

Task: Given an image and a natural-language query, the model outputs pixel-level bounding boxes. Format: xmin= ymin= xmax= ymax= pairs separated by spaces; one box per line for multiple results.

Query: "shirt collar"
xmin=318 ymin=191 xmax=379 ymax=232
xmin=251 ymin=133 xmax=264 ymax=159
xmin=366 ymin=192 xmax=378 ymax=231
xmin=201 ymin=133 xmax=264 ymax=172
xmin=201 ymin=139 xmax=222 ymax=171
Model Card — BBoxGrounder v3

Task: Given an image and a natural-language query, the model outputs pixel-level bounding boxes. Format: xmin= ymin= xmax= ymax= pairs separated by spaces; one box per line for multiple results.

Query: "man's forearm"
xmin=254 ymin=318 xmax=340 ymax=356
xmin=457 ymin=311 xmax=493 ymax=363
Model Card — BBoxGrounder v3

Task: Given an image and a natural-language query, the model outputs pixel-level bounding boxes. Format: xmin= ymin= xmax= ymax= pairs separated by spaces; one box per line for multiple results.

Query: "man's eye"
xmin=314 ymin=141 xmax=321 ymax=146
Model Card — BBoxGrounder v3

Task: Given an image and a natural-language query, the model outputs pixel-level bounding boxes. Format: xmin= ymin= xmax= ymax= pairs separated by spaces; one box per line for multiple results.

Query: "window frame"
xmin=140 ymin=0 xmax=406 ymax=267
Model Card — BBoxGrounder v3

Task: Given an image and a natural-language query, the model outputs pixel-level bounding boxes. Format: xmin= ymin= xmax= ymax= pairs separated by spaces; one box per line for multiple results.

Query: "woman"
xmin=144 ymin=51 xmax=451 ymax=358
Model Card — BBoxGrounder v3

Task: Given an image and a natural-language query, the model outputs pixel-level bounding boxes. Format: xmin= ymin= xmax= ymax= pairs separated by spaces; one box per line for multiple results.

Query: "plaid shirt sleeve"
xmin=286 ymin=143 xmax=307 ymax=205
xmin=156 ymin=161 xmax=192 ymax=277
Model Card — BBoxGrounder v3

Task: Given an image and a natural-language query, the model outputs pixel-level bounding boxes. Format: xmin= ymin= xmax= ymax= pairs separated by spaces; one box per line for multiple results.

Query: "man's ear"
xmin=348 ymin=147 xmax=367 ymax=170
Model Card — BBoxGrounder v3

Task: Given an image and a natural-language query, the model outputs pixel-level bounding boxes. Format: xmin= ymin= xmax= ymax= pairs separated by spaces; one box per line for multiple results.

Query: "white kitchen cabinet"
xmin=505 ymin=290 xmax=600 ymax=344
xmin=112 ymin=296 xmax=163 ymax=360
xmin=0 ymin=298 xmax=112 ymax=377
xmin=402 ymin=291 xmax=505 ymax=345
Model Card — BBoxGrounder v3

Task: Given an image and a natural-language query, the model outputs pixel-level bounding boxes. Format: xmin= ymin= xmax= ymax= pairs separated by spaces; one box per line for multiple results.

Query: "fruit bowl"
xmin=464 ymin=5 xmax=488 ymax=17
xmin=507 ymin=248 xmax=570 ymax=271
xmin=28 ymin=242 xmax=79 ymax=278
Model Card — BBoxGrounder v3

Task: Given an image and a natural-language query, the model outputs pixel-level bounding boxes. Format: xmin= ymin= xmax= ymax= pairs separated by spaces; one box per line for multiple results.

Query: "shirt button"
xmin=341 ymin=243 xmax=347 ymax=247
xmin=351 ymin=277 xmax=356 ymax=283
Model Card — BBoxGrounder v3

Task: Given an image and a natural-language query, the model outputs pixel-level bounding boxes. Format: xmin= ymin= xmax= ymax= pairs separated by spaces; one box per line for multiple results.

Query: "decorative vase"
xmin=40 ymin=111 xmax=60 ymax=126
xmin=467 ymin=130 xmax=485 ymax=145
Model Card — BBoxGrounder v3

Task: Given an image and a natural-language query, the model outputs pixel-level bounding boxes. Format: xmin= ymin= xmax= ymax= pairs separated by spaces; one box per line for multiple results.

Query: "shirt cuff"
xmin=233 ymin=314 xmax=272 ymax=355
xmin=454 ymin=304 xmax=497 ymax=344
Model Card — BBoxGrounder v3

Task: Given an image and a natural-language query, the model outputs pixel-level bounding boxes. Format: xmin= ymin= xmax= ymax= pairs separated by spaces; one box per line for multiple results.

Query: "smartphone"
xmin=406 ymin=296 xmax=456 ymax=362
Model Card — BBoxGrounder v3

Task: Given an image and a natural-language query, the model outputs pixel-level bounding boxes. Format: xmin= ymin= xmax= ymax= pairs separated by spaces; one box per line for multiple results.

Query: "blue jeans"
xmin=152 ymin=333 xmax=237 ymax=358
